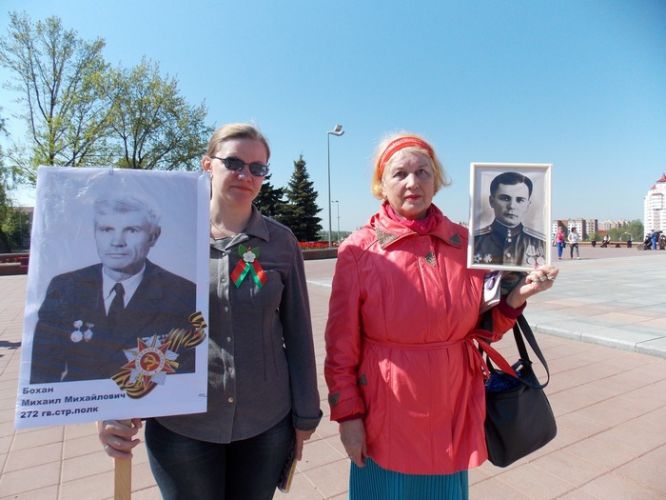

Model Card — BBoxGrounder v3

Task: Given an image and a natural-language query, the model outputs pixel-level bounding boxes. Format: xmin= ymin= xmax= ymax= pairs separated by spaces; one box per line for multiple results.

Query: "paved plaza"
xmin=0 ymin=247 xmax=664 ymax=499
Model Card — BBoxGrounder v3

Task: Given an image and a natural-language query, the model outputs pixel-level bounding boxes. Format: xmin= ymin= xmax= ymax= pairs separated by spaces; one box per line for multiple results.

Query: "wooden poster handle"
xmin=114 ymin=419 xmax=132 ymax=500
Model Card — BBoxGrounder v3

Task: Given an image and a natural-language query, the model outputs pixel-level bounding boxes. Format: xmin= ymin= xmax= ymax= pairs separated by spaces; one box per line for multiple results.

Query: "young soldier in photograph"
xmin=474 ymin=171 xmax=546 ymax=267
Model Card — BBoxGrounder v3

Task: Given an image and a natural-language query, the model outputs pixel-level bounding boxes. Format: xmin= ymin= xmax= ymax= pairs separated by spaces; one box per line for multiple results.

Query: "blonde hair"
xmin=205 ymin=123 xmax=271 ymax=160
xmin=370 ymin=132 xmax=450 ymax=199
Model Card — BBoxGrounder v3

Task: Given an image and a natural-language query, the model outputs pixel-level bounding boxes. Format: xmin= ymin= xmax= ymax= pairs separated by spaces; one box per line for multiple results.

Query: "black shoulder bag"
xmin=483 ymin=314 xmax=557 ymax=467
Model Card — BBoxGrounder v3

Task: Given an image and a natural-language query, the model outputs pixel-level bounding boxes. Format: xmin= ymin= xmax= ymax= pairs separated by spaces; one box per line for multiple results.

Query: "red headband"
xmin=377 ymin=136 xmax=434 ymax=174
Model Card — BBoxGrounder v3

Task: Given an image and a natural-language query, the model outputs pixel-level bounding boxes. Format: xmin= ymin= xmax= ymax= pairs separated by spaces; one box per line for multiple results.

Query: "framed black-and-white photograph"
xmin=16 ymin=166 xmax=210 ymax=429
xmin=468 ymin=163 xmax=552 ymax=272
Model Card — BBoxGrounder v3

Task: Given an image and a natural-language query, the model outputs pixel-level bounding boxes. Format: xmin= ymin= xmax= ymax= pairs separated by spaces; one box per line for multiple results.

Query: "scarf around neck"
xmin=382 ymin=201 xmax=441 ymax=235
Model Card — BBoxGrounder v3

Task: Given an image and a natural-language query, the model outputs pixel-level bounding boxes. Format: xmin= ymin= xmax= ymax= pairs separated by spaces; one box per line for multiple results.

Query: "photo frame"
xmin=16 ymin=166 xmax=210 ymax=429
xmin=468 ymin=163 xmax=552 ymax=272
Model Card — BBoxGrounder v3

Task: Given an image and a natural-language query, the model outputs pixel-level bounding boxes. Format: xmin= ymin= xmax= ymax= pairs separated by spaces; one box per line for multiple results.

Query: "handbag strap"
xmin=482 ymin=313 xmax=551 ymax=390
xmin=511 ymin=314 xmax=551 ymax=389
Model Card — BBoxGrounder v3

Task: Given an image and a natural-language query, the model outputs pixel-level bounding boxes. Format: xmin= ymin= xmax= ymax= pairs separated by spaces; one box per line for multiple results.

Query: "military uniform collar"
xmin=491 ymin=219 xmax=524 ymax=239
xmin=373 ymin=203 xmax=464 ymax=250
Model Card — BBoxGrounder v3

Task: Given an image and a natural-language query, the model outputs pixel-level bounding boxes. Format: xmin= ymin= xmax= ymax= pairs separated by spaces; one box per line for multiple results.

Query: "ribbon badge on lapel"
xmin=230 ymin=245 xmax=268 ymax=288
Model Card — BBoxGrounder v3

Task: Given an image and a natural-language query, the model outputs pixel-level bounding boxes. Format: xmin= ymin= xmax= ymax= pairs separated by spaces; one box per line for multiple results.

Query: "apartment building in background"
xmin=551 ymin=218 xmax=590 ymax=239
xmin=644 ymin=173 xmax=666 ymax=236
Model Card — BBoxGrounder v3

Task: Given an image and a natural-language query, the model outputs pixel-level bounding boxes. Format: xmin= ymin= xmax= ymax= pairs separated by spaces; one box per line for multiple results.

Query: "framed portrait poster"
xmin=468 ymin=163 xmax=552 ymax=272
xmin=15 ymin=166 xmax=210 ymax=429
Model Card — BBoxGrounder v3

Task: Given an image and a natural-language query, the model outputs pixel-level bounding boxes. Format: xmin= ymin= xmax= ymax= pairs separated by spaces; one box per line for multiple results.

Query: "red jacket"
xmin=325 ymin=204 xmax=519 ymax=474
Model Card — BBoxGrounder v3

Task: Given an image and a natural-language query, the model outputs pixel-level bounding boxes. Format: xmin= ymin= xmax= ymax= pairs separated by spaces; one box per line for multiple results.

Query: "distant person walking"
xmin=555 ymin=227 xmax=565 ymax=260
xmin=568 ymin=227 xmax=580 ymax=259
xmin=651 ymin=230 xmax=658 ymax=250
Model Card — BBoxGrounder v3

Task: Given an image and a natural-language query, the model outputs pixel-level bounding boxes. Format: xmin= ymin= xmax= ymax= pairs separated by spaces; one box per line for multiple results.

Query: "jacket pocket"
xmin=359 ymin=351 xmax=388 ymax=446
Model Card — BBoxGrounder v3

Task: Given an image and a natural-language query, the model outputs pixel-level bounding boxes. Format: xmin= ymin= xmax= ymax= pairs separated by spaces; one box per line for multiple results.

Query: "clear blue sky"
xmin=1 ymin=0 xmax=665 ymax=231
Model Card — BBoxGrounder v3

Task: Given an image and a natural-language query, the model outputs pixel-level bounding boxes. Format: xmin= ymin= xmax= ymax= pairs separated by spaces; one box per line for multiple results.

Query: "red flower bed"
xmin=298 ymin=241 xmax=330 ymax=249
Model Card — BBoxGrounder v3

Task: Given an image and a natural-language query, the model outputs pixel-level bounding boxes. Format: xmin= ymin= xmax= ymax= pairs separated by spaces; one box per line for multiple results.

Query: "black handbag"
xmin=483 ymin=314 xmax=557 ymax=467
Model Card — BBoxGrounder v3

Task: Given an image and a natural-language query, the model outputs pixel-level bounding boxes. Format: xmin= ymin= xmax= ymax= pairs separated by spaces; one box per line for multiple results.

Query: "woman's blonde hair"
xmin=205 ymin=123 xmax=271 ymax=160
xmin=370 ymin=132 xmax=450 ymax=199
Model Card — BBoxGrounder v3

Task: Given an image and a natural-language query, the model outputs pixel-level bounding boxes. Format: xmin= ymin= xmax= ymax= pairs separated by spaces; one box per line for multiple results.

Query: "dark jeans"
xmin=145 ymin=414 xmax=294 ymax=500
xmin=570 ymin=243 xmax=579 ymax=258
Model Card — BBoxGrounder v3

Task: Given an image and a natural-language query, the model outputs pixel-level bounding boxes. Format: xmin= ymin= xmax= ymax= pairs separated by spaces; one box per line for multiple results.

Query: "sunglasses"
xmin=211 ymin=156 xmax=269 ymax=177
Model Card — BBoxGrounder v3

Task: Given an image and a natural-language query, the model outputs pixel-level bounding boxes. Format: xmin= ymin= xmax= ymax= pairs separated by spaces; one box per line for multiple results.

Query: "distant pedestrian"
xmin=555 ymin=227 xmax=565 ymax=260
xmin=568 ymin=227 xmax=580 ymax=259
xmin=651 ymin=230 xmax=658 ymax=250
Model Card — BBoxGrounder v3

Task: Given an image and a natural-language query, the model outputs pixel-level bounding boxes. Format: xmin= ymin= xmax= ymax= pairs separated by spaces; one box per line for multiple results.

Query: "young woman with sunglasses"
xmin=98 ymin=123 xmax=322 ymax=499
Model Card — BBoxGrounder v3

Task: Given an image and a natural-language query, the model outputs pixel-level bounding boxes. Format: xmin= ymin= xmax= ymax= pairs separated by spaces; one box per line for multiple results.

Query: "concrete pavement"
xmin=0 ymin=247 xmax=664 ymax=499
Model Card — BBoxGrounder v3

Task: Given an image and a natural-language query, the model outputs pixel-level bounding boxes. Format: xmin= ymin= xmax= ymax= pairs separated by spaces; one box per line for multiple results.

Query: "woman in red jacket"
xmin=324 ymin=133 xmax=558 ymax=499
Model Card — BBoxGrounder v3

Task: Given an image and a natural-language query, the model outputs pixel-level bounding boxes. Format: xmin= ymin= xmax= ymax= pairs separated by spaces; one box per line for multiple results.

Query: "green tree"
xmin=1 ymin=207 xmax=31 ymax=251
xmin=0 ymin=14 xmax=210 ymax=176
xmin=0 ymin=173 xmax=12 ymax=252
xmin=0 ymin=109 xmax=13 ymax=252
xmin=0 ymin=200 xmax=11 ymax=252
xmin=0 ymin=12 xmax=113 ymax=176
xmin=107 ymin=59 xmax=210 ymax=170
xmin=626 ymin=220 xmax=644 ymax=241
xmin=281 ymin=155 xmax=322 ymax=241
xmin=607 ymin=220 xmax=643 ymax=242
xmin=254 ymin=174 xmax=287 ymax=220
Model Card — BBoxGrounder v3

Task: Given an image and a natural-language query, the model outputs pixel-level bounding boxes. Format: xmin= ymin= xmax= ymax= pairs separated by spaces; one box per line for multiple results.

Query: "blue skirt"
xmin=349 ymin=458 xmax=469 ymax=500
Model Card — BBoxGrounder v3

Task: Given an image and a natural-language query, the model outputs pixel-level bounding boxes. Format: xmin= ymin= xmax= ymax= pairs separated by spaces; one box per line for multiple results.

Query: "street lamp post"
xmin=327 ymin=124 xmax=344 ymax=247
xmin=332 ymin=200 xmax=340 ymax=242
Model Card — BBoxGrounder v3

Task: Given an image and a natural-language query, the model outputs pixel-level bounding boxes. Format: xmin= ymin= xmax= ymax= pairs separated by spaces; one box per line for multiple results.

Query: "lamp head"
xmin=329 ymin=124 xmax=344 ymax=136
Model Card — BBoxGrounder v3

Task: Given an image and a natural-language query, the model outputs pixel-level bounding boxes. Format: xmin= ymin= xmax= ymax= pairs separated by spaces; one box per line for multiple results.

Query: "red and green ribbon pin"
xmin=230 ymin=245 xmax=268 ymax=288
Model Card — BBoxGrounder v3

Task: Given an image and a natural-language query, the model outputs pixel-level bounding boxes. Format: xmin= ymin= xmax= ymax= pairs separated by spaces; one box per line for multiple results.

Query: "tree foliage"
xmin=0 ymin=110 xmax=13 ymax=252
xmin=0 ymin=13 xmax=211 ymax=177
xmin=0 ymin=206 xmax=31 ymax=251
xmin=0 ymin=109 xmax=11 ymax=253
xmin=0 ymin=12 xmax=113 ymax=174
xmin=107 ymin=59 xmax=210 ymax=170
xmin=254 ymin=174 xmax=287 ymax=220
xmin=0 ymin=174 xmax=11 ymax=252
xmin=280 ymin=155 xmax=322 ymax=241
xmin=607 ymin=220 xmax=644 ymax=242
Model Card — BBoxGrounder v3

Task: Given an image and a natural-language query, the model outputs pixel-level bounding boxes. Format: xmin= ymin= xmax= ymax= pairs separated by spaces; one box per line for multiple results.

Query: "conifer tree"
xmin=254 ymin=174 xmax=287 ymax=221
xmin=281 ymin=155 xmax=322 ymax=241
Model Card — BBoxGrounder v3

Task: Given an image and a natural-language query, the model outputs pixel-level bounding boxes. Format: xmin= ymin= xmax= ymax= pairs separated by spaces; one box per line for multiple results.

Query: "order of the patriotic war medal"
xmin=112 ymin=312 xmax=207 ymax=398
xmin=122 ymin=335 xmax=178 ymax=385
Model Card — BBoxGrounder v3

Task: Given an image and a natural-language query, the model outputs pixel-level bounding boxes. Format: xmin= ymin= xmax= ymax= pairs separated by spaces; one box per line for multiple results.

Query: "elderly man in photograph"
xmin=474 ymin=171 xmax=546 ymax=267
xmin=30 ymin=194 xmax=196 ymax=384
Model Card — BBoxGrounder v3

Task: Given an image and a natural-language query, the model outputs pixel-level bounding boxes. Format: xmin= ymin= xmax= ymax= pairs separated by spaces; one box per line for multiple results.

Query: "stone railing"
xmin=301 ymin=248 xmax=338 ymax=260
xmin=0 ymin=253 xmax=29 ymax=276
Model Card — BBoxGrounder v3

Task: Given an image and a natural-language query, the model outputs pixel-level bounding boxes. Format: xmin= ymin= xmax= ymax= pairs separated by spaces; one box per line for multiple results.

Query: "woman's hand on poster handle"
xmin=97 ymin=418 xmax=142 ymax=459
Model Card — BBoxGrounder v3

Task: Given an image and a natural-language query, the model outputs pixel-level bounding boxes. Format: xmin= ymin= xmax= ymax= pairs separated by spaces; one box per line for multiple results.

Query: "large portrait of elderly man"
xmin=467 ymin=163 xmax=552 ymax=272
xmin=17 ymin=167 xmax=209 ymax=429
